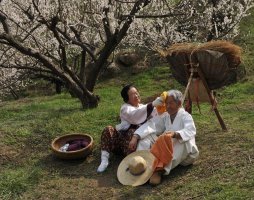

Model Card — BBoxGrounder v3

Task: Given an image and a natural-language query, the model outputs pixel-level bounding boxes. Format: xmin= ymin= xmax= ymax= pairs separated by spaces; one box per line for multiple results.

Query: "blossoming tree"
xmin=0 ymin=0 xmax=253 ymax=107
xmin=0 ymin=68 xmax=29 ymax=100
xmin=125 ymin=0 xmax=254 ymax=48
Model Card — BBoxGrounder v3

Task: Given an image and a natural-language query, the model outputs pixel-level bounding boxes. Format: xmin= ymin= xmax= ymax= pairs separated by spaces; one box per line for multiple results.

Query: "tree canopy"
xmin=0 ymin=0 xmax=253 ymax=107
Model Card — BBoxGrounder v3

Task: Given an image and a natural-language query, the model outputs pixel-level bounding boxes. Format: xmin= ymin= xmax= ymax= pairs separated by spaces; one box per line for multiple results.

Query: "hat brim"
xmin=117 ymin=150 xmax=155 ymax=186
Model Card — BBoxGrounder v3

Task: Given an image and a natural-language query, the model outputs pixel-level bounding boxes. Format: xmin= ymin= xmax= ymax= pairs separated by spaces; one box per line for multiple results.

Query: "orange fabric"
xmin=156 ymin=91 xmax=167 ymax=114
xmin=150 ymin=134 xmax=174 ymax=171
xmin=156 ymin=105 xmax=167 ymax=114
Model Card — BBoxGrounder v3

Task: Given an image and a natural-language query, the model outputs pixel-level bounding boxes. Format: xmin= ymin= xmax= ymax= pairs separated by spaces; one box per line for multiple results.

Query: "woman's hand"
xmin=128 ymin=135 xmax=139 ymax=151
xmin=152 ymin=97 xmax=164 ymax=107
xmin=164 ymin=131 xmax=181 ymax=139
xmin=164 ymin=131 xmax=175 ymax=138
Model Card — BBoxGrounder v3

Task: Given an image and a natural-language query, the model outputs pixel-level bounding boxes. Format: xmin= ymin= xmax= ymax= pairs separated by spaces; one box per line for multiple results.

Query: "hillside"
xmin=0 ymin=10 xmax=254 ymax=200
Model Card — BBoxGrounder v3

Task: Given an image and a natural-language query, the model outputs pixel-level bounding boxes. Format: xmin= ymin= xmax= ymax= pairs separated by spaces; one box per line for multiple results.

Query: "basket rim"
xmin=51 ymin=133 xmax=93 ymax=153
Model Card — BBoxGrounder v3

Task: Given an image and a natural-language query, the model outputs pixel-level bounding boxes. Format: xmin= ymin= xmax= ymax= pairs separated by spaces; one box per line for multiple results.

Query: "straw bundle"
xmin=159 ymin=40 xmax=242 ymax=89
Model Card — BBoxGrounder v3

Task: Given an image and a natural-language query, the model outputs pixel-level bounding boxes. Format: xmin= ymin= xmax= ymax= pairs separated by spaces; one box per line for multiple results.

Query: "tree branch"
xmin=102 ymin=4 xmax=113 ymax=39
xmin=120 ymin=13 xmax=184 ymax=19
xmin=0 ymin=12 xmax=10 ymax=33
xmin=86 ymin=0 xmax=153 ymax=91
xmin=56 ymin=27 xmax=97 ymax=61
xmin=0 ymin=62 xmax=52 ymax=74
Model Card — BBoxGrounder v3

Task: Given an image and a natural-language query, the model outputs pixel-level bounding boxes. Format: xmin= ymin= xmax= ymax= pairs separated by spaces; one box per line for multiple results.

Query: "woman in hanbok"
xmin=97 ymin=84 xmax=163 ymax=172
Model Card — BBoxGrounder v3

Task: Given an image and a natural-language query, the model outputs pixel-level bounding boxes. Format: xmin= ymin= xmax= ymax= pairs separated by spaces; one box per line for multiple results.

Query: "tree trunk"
xmin=9 ymin=87 xmax=19 ymax=100
xmin=55 ymin=81 xmax=62 ymax=94
xmin=67 ymin=81 xmax=99 ymax=109
xmin=80 ymin=93 xmax=99 ymax=109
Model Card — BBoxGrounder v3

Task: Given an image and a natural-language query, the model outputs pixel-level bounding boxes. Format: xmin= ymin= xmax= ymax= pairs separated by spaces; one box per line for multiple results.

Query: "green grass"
xmin=0 ymin=167 xmax=42 ymax=199
xmin=1 ymin=10 xmax=254 ymax=200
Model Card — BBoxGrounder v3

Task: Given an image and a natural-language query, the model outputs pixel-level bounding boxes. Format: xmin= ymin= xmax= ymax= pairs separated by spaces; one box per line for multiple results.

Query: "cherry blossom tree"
xmin=0 ymin=67 xmax=29 ymax=100
xmin=0 ymin=0 xmax=159 ymax=107
xmin=124 ymin=0 xmax=254 ymax=49
xmin=0 ymin=0 xmax=253 ymax=107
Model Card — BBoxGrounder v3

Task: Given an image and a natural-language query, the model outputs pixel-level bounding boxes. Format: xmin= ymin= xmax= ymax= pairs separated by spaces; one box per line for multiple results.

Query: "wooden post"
xmin=188 ymin=90 xmax=192 ymax=114
xmin=196 ymin=67 xmax=227 ymax=131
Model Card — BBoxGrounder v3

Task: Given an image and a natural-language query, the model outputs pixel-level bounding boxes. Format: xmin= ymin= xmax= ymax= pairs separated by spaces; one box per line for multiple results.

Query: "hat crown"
xmin=117 ymin=150 xmax=155 ymax=186
xmin=129 ymin=156 xmax=147 ymax=175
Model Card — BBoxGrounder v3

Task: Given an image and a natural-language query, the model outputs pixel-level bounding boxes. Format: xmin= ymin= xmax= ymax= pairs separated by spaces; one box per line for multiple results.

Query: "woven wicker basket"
xmin=51 ymin=133 xmax=93 ymax=159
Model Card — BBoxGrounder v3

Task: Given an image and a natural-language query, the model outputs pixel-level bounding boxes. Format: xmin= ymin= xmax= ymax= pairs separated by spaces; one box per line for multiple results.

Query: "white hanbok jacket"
xmin=135 ymin=108 xmax=199 ymax=175
xmin=115 ymin=103 xmax=157 ymax=131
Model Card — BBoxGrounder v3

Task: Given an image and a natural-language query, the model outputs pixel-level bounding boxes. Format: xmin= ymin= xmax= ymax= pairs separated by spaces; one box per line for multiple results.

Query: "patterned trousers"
xmin=100 ymin=126 xmax=137 ymax=156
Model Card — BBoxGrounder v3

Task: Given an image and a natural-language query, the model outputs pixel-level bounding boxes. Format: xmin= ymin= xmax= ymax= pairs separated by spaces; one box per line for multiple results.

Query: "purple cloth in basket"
xmin=66 ymin=139 xmax=89 ymax=151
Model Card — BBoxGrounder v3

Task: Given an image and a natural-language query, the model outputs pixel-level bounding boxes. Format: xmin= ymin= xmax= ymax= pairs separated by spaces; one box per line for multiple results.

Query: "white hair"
xmin=167 ymin=90 xmax=183 ymax=104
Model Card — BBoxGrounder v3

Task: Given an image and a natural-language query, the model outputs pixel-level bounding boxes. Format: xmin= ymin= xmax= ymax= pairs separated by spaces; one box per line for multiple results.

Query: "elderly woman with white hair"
xmin=133 ymin=89 xmax=199 ymax=185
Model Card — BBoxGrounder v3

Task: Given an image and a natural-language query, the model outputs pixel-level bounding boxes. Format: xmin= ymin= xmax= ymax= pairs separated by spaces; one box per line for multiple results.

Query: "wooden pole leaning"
xmin=195 ymin=66 xmax=227 ymax=131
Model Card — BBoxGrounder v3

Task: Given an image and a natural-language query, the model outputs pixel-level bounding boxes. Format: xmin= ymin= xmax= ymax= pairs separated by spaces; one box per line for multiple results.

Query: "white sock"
xmin=97 ymin=150 xmax=109 ymax=173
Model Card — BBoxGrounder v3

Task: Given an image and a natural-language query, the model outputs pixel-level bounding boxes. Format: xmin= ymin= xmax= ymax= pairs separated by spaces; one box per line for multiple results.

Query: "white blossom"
xmin=0 ymin=0 xmax=253 ymax=100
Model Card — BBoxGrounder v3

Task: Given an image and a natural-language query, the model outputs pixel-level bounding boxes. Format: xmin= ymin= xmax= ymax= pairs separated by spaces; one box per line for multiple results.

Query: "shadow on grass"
xmin=36 ymin=152 xmax=98 ymax=176
xmin=110 ymin=164 xmax=195 ymax=199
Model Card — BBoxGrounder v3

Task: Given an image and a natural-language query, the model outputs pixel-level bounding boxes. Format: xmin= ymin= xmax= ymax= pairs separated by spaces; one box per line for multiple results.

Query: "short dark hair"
xmin=121 ymin=84 xmax=134 ymax=103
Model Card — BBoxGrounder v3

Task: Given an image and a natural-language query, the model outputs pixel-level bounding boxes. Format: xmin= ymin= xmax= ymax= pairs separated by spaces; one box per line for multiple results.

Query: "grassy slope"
xmin=0 ymin=12 xmax=254 ymax=200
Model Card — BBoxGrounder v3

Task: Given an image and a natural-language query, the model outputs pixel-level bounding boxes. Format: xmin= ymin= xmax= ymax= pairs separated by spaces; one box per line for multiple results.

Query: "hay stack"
xmin=160 ymin=40 xmax=242 ymax=89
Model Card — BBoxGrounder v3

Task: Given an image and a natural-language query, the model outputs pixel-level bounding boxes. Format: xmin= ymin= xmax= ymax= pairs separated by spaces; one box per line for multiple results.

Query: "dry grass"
xmin=159 ymin=40 xmax=242 ymax=69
